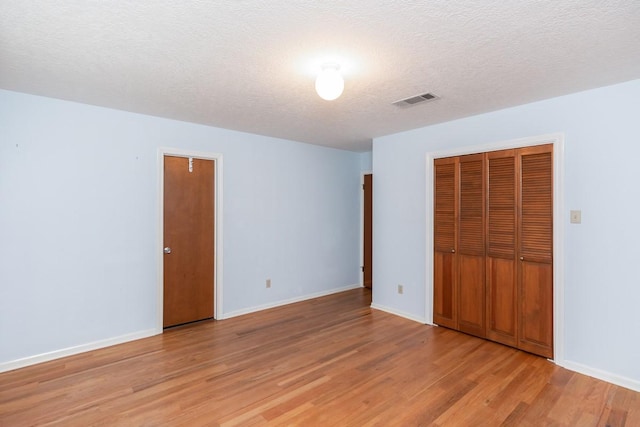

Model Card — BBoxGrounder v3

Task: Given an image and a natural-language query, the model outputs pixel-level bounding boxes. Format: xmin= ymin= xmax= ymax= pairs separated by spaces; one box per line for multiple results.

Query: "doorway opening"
xmin=363 ymin=173 xmax=373 ymax=289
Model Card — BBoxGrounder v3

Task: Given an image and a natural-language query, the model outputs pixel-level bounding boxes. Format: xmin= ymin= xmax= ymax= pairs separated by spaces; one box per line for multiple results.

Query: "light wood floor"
xmin=1 ymin=289 xmax=638 ymax=426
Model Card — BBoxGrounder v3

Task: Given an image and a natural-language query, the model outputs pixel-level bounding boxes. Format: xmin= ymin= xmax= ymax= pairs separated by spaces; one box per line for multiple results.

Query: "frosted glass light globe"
xmin=315 ymin=64 xmax=344 ymax=101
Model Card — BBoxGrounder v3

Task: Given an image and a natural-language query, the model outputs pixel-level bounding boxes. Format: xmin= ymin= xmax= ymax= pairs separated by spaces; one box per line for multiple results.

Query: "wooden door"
xmin=518 ymin=144 xmax=553 ymax=358
xmin=433 ymin=157 xmax=457 ymax=329
xmin=363 ymin=174 xmax=373 ymax=289
xmin=486 ymin=149 xmax=518 ymax=348
xmin=457 ymin=154 xmax=485 ymax=337
xmin=163 ymin=155 xmax=215 ymax=328
xmin=433 ymin=144 xmax=553 ymax=358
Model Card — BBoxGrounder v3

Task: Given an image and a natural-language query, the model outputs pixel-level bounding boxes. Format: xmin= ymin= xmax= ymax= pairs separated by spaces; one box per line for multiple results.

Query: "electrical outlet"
xmin=266 ymin=279 xmax=271 ymax=288
xmin=397 ymin=284 xmax=403 ymax=294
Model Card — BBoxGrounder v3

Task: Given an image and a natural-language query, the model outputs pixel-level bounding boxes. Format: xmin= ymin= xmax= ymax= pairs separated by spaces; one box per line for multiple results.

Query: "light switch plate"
xmin=570 ymin=210 xmax=581 ymax=224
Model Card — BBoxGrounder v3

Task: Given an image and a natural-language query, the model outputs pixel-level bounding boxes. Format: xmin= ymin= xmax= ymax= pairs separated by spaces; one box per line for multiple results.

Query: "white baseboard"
xmin=370 ymin=302 xmax=428 ymax=324
xmin=221 ymin=283 xmax=363 ymax=319
xmin=0 ymin=328 xmax=160 ymax=374
xmin=561 ymin=359 xmax=640 ymax=392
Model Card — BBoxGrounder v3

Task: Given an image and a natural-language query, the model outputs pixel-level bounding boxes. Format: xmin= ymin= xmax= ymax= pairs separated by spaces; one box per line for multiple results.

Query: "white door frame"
xmin=157 ymin=148 xmax=224 ymax=332
xmin=424 ymin=132 xmax=565 ymax=365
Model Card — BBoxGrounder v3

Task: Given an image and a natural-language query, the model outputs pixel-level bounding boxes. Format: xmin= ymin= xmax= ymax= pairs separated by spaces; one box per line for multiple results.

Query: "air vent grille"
xmin=393 ymin=92 xmax=439 ymax=107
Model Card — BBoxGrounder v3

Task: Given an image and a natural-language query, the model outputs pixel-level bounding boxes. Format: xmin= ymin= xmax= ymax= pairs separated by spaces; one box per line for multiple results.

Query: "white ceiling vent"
xmin=392 ymin=92 xmax=440 ymax=107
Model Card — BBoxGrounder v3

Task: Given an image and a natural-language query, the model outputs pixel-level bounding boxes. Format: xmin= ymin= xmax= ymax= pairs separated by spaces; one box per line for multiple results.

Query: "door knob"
xmin=164 ymin=247 xmax=172 ymax=254
xmin=520 ymin=256 xmax=524 ymax=261
xmin=451 ymin=249 xmax=455 ymax=253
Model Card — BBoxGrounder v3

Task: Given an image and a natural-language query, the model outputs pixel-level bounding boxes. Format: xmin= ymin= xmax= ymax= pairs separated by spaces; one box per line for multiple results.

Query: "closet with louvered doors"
xmin=433 ymin=144 xmax=554 ymax=358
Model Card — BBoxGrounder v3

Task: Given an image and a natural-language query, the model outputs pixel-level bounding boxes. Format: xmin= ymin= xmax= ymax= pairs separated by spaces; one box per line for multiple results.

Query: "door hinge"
xmin=361 ymin=266 xmax=365 ymax=272
xmin=188 ymin=157 xmax=193 ymax=173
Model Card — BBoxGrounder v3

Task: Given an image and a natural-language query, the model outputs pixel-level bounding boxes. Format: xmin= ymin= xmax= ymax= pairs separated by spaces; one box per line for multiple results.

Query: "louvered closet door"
xmin=518 ymin=144 xmax=553 ymax=358
xmin=486 ymin=149 xmax=518 ymax=347
xmin=433 ymin=157 xmax=458 ymax=329
xmin=457 ymin=154 xmax=485 ymax=337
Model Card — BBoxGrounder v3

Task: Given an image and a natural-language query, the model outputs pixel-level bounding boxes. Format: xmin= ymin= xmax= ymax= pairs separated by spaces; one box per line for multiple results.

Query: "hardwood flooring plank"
xmin=1 ymin=288 xmax=639 ymax=426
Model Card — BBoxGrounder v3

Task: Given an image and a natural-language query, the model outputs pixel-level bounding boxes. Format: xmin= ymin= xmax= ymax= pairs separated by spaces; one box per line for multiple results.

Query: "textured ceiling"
xmin=1 ymin=1 xmax=640 ymax=152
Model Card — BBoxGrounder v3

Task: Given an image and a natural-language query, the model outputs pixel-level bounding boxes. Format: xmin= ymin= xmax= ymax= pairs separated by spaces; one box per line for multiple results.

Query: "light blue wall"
xmin=4 ymin=79 xmax=639 ymax=388
xmin=359 ymin=151 xmax=372 ymax=172
xmin=0 ymin=89 xmax=361 ymax=365
xmin=372 ymin=79 xmax=640 ymax=387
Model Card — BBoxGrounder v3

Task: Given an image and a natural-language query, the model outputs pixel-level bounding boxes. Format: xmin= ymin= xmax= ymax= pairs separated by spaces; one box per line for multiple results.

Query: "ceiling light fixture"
xmin=315 ymin=63 xmax=344 ymax=101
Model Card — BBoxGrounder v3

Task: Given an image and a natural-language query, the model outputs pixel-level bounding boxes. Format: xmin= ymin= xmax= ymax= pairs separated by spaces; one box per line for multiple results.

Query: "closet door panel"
xmin=486 ymin=151 xmax=518 ymax=346
xmin=458 ymin=255 xmax=485 ymax=336
xmin=520 ymin=147 xmax=553 ymax=264
xmin=487 ymin=257 xmax=517 ymax=347
xmin=434 ymin=252 xmax=456 ymax=328
xmin=518 ymin=144 xmax=553 ymax=358
xmin=433 ymin=158 xmax=457 ymax=329
xmin=458 ymin=154 xmax=485 ymax=337
xmin=519 ymin=261 xmax=553 ymax=358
